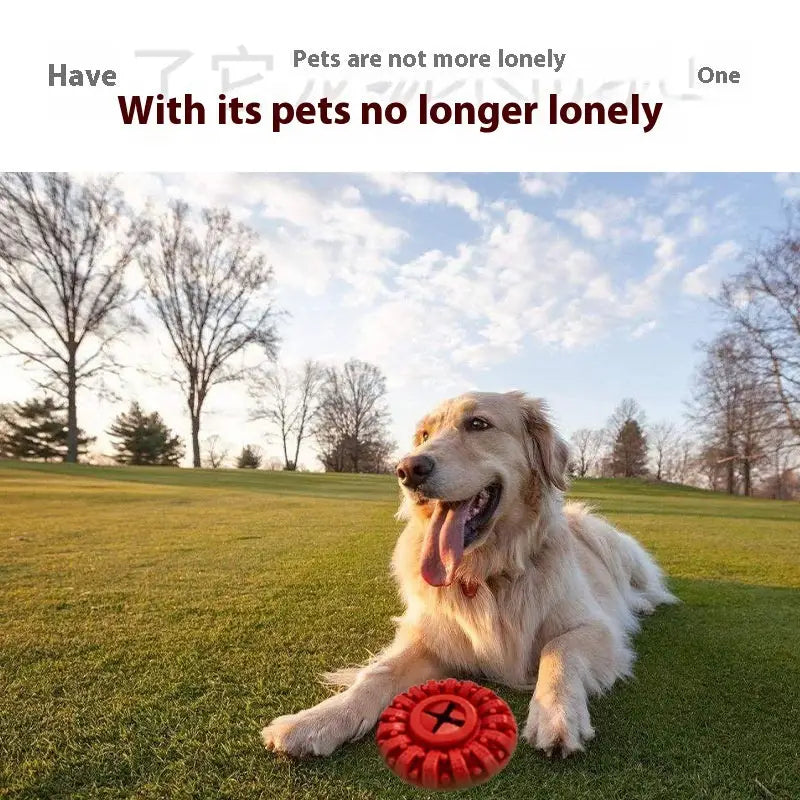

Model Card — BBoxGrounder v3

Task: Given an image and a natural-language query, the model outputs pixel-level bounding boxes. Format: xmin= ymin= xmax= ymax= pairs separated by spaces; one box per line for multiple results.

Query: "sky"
xmin=2 ymin=172 xmax=798 ymax=468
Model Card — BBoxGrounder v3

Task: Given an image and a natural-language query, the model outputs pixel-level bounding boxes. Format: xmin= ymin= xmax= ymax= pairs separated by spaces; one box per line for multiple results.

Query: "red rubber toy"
xmin=376 ymin=679 xmax=517 ymax=791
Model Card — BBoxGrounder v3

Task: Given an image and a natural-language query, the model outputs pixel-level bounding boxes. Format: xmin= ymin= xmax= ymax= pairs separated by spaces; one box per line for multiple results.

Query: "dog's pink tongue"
xmin=420 ymin=501 xmax=468 ymax=586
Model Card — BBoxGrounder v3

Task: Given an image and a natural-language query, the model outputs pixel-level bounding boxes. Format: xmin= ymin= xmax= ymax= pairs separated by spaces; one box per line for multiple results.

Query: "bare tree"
xmin=0 ymin=173 xmax=149 ymax=461
xmin=315 ymin=359 xmax=394 ymax=473
xmin=202 ymin=434 xmax=230 ymax=469
xmin=697 ymin=443 xmax=728 ymax=491
xmin=689 ymin=335 xmax=740 ymax=494
xmin=249 ymin=359 xmax=324 ymax=470
xmin=649 ymin=421 xmax=677 ymax=481
xmin=570 ymin=428 xmax=593 ymax=477
xmin=719 ymin=204 xmax=800 ymax=438
xmin=668 ymin=437 xmax=696 ymax=485
xmin=759 ymin=466 xmax=800 ymax=500
xmin=569 ymin=428 xmax=603 ymax=477
xmin=140 ymin=202 xmax=279 ymax=467
xmin=688 ymin=331 xmax=775 ymax=495
xmin=250 ymin=367 xmax=292 ymax=467
xmin=759 ymin=428 xmax=800 ymax=500
xmin=738 ymin=381 xmax=776 ymax=496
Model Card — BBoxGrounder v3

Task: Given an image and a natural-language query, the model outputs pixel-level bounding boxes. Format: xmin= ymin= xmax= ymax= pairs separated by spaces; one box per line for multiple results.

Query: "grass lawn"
xmin=1 ymin=460 xmax=798 ymax=799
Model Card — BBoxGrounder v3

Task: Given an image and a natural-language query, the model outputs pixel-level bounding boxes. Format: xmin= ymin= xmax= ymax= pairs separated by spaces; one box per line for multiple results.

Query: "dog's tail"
xmin=625 ymin=533 xmax=679 ymax=609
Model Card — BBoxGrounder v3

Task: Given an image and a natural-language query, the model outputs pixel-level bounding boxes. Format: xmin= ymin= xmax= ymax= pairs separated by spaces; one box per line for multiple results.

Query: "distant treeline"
xmin=0 ymin=173 xmax=394 ymax=473
xmin=0 ymin=173 xmax=798 ymax=495
xmin=569 ymin=202 xmax=800 ymax=500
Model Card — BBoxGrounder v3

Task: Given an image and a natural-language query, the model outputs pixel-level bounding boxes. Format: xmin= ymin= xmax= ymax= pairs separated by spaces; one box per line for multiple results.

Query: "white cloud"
xmin=681 ymin=264 xmax=714 ymax=297
xmin=341 ymin=185 xmax=362 ymax=203
xmin=519 ymin=173 xmax=571 ymax=198
xmin=116 ymin=173 xmax=407 ymax=299
xmin=682 ymin=239 xmax=741 ymax=296
xmin=556 ymin=195 xmax=638 ymax=243
xmin=358 ymin=200 xmax=692 ymax=374
xmin=649 ymin=173 xmax=692 ymax=191
xmin=631 ymin=320 xmax=657 ymax=339
xmin=357 ymin=206 xmax=610 ymax=369
xmin=365 ymin=173 xmax=483 ymax=220
xmin=649 ymin=184 xmax=731 ymax=242
xmin=775 ymin=172 xmax=800 ymax=199
xmin=640 ymin=214 xmax=665 ymax=242
xmin=620 ymin=234 xmax=684 ymax=316
xmin=710 ymin=240 xmax=741 ymax=262
xmin=714 ymin=195 xmax=738 ymax=218
xmin=584 ymin=274 xmax=616 ymax=302
xmin=687 ymin=213 xmax=708 ymax=236
xmin=558 ymin=208 xmax=605 ymax=239
xmin=664 ymin=188 xmax=704 ymax=218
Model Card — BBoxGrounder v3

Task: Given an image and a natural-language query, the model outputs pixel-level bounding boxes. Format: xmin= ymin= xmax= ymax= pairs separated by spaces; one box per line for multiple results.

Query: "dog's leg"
xmin=262 ymin=633 xmax=442 ymax=757
xmin=524 ymin=621 xmax=631 ymax=757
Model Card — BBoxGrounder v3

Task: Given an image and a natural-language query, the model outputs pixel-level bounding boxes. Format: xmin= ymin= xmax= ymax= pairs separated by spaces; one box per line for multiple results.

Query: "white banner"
xmin=3 ymin=1 xmax=798 ymax=171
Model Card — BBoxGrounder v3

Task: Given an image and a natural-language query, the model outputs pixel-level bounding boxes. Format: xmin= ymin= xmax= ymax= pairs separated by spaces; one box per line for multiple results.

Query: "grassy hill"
xmin=1 ymin=461 xmax=798 ymax=799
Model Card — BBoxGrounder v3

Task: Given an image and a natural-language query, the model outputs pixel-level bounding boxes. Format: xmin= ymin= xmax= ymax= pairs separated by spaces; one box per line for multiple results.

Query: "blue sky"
xmin=2 ymin=172 xmax=798 ymax=465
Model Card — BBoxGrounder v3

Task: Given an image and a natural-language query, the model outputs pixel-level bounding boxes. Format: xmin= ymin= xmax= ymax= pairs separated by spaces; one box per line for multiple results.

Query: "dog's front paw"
xmin=262 ymin=710 xmax=324 ymax=757
xmin=523 ymin=694 xmax=594 ymax=758
xmin=261 ymin=699 xmax=372 ymax=758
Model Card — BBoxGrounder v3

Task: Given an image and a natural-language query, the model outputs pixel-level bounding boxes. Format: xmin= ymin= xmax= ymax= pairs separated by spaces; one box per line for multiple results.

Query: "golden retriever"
xmin=262 ymin=391 xmax=676 ymax=758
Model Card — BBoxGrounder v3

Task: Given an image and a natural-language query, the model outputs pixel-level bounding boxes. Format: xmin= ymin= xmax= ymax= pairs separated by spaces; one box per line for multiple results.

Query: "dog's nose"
xmin=396 ymin=454 xmax=435 ymax=489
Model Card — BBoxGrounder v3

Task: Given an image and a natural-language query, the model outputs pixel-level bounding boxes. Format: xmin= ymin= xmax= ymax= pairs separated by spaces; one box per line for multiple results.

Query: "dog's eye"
xmin=466 ymin=417 xmax=491 ymax=431
xmin=420 ymin=430 xmax=429 ymax=442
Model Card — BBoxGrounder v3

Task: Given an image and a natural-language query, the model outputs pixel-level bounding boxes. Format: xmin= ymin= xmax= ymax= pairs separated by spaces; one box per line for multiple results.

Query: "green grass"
xmin=1 ymin=461 xmax=798 ymax=800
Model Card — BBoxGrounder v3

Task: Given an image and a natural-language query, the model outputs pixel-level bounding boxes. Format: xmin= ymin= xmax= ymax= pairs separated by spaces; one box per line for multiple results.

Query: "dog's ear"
xmin=518 ymin=394 xmax=570 ymax=491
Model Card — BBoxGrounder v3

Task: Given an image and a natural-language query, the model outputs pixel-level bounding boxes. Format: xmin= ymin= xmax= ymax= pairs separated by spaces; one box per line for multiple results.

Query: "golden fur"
xmin=262 ymin=391 xmax=676 ymax=758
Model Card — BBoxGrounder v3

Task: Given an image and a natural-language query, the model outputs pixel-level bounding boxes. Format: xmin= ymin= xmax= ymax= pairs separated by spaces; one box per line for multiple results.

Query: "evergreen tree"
xmin=236 ymin=444 xmax=263 ymax=469
xmin=108 ymin=402 xmax=184 ymax=466
xmin=3 ymin=397 xmax=91 ymax=461
xmin=611 ymin=419 xmax=648 ymax=477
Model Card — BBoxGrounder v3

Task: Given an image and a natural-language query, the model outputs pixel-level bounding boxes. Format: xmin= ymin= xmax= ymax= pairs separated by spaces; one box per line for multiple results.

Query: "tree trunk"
xmin=742 ymin=459 xmax=752 ymax=497
xmin=725 ymin=436 xmax=735 ymax=494
xmin=66 ymin=348 xmax=78 ymax=463
xmin=188 ymin=378 xmax=203 ymax=468
xmin=291 ymin=424 xmax=304 ymax=472
xmin=191 ymin=413 xmax=201 ymax=468
xmin=281 ymin=425 xmax=291 ymax=470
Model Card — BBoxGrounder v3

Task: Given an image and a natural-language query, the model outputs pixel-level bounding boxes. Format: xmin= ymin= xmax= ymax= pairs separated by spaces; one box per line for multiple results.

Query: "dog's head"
xmin=396 ymin=391 xmax=569 ymax=587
